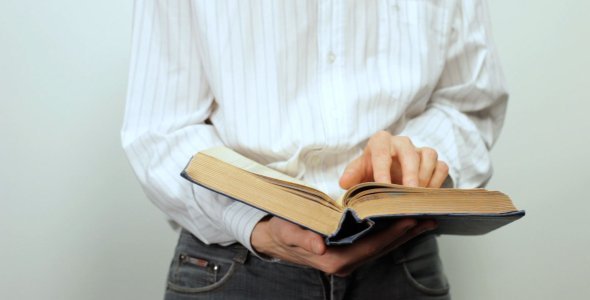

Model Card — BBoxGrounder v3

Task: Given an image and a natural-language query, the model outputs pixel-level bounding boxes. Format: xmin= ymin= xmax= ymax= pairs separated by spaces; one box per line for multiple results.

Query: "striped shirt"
xmin=121 ymin=0 xmax=508 ymax=252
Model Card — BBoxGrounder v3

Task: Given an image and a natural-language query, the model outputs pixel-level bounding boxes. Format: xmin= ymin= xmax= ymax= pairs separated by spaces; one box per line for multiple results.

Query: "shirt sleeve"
xmin=398 ymin=0 xmax=508 ymax=188
xmin=121 ymin=0 xmax=267 ymax=252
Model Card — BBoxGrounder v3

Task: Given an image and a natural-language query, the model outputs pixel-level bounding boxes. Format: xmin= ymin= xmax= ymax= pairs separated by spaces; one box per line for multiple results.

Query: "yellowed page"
xmin=202 ymin=147 xmax=340 ymax=208
xmin=185 ymin=152 xmax=342 ymax=235
xmin=350 ymin=191 xmax=516 ymax=220
xmin=202 ymin=147 xmax=308 ymax=185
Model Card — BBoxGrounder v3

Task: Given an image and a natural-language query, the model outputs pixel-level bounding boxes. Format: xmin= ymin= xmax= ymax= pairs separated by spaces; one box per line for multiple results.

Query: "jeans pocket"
xmin=167 ymin=252 xmax=238 ymax=294
xmin=401 ymin=235 xmax=450 ymax=296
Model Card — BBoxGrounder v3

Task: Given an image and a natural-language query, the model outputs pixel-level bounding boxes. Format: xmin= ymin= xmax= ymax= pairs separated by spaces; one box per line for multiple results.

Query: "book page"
xmin=341 ymin=182 xmax=410 ymax=206
xmin=202 ymin=147 xmax=341 ymax=208
xmin=202 ymin=147 xmax=309 ymax=185
xmin=184 ymin=151 xmax=343 ymax=235
xmin=341 ymin=182 xmax=476 ymax=206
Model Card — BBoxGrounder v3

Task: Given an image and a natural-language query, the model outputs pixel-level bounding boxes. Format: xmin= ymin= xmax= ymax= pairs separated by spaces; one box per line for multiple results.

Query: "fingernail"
xmin=407 ymin=179 xmax=418 ymax=187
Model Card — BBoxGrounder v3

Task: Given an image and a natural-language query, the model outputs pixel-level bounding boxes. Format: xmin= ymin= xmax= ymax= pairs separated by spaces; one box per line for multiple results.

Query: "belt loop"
xmin=232 ymin=246 xmax=249 ymax=264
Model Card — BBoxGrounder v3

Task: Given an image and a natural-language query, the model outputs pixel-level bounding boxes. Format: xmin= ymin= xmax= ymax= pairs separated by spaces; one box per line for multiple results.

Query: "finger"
xmin=406 ymin=219 xmax=438 ymax=237
xmin=417 ymin=147 xmax=438 ymax=187
xmin=391 ymin=136 xmax=420 ymax=187
xmin=369 ymin=133 xmax=393 ymax=184
xmin=348 ymin=218 xmax=417 ymax=258
xmin=271 ymin=218 xmax=326 ymax=255
xmin=325 ymin=218 xmax=418 ymax=275
xmin=383 ymin=220 xmax=438 ymax=254
xmin=339 ymin=155 xmax=367 ymax=189
xmin=427 ymin=161 xmax=449 ymax=188
xmin=383 ymin=220 xmax=437 ymax=252
xmin=389 ymin=159 xmax=403 ymax=184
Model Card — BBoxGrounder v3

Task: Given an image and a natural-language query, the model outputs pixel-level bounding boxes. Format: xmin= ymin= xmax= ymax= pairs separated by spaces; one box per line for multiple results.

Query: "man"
xmin=122 ymin=1 xmax=507 ymax=299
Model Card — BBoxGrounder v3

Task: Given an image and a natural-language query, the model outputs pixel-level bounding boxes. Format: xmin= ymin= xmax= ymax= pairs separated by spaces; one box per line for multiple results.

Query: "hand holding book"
xmin=252 ymin=216 xmax=436 ymax=276
xmin=182 ymin=135 xmax=524 ymax=274
xmin=251 ymin=132 xmax=451 ymax=274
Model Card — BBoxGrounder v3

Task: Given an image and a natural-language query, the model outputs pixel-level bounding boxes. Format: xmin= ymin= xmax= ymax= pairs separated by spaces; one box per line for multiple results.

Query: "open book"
xmin=181 ymin=147 xmax=525 ymax=245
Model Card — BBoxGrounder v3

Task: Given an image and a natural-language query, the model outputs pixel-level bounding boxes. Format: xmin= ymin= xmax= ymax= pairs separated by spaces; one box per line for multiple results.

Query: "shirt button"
xmin=327 ymin=52 xmax=336 ymax=64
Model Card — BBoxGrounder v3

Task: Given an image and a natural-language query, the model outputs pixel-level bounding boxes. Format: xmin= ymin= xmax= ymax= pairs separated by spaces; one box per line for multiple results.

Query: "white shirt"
xmin=122 ymin=0 xmax=508 ymax=253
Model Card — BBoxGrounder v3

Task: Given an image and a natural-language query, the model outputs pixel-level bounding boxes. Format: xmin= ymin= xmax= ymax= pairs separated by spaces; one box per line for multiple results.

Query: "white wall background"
xmin=440 ymin=1 xmax=590 ymax=299
xmin=1 ymin=1 xmax=588 ymax=299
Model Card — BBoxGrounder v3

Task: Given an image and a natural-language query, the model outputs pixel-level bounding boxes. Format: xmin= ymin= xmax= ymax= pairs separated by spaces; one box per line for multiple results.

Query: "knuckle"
xmin=421 ymin=147 xmax=438 ymax=160
xmin=371 ymin=154 xmax=392 ymax=166
xmin=376 ymin=130 xmax=391 ymax=138
xmin=395 ymin=135 xmax=412 ymax=145
xmin=368 ymin=131 xmax=391 ymax=147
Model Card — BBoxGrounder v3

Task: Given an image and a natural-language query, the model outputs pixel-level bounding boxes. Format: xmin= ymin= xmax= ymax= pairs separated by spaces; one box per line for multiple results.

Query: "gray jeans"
xmin=165 ymin=229 xmax=450 ymax=300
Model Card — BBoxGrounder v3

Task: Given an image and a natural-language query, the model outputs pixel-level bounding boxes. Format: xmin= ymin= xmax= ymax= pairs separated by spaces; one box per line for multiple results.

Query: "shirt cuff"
xmin=221 ymin=201 xmax=276 ymax=260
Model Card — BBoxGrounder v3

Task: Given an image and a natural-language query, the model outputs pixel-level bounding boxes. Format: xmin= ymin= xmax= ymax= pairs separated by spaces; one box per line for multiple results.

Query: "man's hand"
xmin=251 ymin=216 xmax=436 ymax=276
xmin=251 ymin=131 xmax=448 ymax=276
xmin=339 ymin=131 xmax=449 ymax=189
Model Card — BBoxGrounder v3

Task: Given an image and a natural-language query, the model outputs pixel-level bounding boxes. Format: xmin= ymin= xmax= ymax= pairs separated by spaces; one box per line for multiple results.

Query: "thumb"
xmin=307 ymin=234 xmax=327 ymax=255
xmin=274 ymin=218 xmax=326 ymax=255
xmin=292 ymin=229 xmax=326 ymax=255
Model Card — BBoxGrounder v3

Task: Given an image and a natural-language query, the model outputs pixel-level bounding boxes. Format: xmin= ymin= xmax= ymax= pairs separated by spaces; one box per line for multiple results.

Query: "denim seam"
xmin=167 ymin=262 xmax=238 ymax=294
xmin=401 ymin=261 xmax=450 ymax=296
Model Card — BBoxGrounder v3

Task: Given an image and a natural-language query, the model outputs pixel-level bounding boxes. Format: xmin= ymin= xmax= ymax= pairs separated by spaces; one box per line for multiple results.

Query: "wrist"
xmin=250 ymin=216 xmax=274 ymax=256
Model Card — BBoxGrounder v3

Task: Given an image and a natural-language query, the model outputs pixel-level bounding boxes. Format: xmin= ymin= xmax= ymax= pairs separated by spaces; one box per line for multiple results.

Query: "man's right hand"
xmin=251 ymin=216 xmax=436 ymax=276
